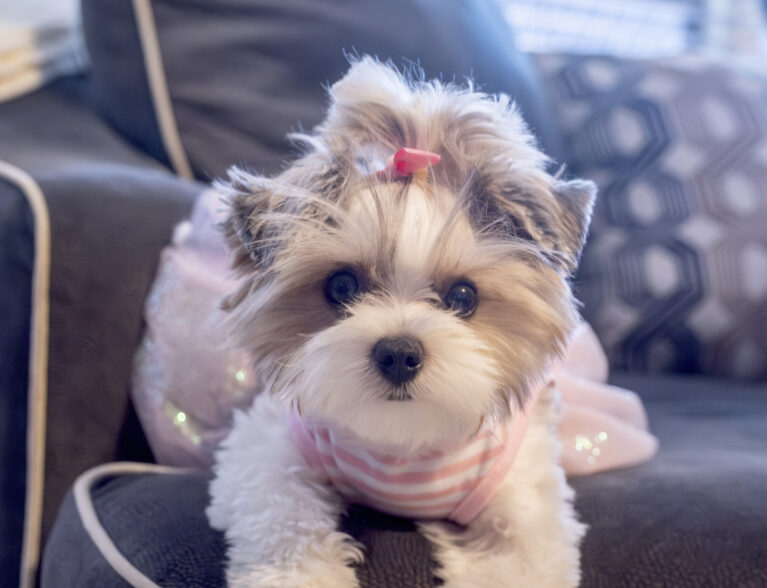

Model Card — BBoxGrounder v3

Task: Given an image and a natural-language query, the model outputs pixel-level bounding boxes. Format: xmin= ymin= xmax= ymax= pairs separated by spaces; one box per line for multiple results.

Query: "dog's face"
xmin=220 ymin=59 xmax=595 ymax=454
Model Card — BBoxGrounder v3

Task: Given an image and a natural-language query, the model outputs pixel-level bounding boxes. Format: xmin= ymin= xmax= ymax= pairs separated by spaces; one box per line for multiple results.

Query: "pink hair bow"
xmin=380 ymin=148 xmax=441 ymax=177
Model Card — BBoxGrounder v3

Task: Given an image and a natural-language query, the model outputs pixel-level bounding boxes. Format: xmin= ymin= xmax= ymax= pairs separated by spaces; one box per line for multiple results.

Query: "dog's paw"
xmin=227 ymin=560 xmax=360 ymax=588
xmin=437 ymin=554 xmax=580 ymax=588
xmin=435 ymin=555 xmax=508 ymax=588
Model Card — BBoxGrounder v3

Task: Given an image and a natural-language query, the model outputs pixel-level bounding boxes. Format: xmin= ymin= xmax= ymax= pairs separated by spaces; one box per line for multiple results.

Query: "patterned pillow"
xmin=537 ymin=54 xmax=767 ymax=380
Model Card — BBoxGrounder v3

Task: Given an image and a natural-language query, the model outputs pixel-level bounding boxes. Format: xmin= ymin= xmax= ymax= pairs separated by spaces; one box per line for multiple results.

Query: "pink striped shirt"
xmin=288 ymin=390 xmax=539 ymax=525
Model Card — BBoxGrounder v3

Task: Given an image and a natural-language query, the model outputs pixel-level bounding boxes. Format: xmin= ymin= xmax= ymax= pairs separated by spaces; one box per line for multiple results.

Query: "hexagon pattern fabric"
xmin=538 ymin=54 xmax=767 ymax=380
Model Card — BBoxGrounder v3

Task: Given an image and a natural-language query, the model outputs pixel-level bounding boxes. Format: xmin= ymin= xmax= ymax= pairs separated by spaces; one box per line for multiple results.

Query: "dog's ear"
xmin=549 ymin=178 xmax=597 ymax=272
xmin=483 ymin=176 xmax=596 ymax=274
xmin=223 ymin=186 xmax=270 ymax=271
xmin=217 ymin=166 xmax=285 ymax=276
xmin=219 ymin=155 xmax=348 ymax=274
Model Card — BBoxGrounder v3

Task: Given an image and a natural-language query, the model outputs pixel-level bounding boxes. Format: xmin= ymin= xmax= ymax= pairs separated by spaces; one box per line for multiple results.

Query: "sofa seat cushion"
xmin=41 ymin=374 xmax=767 ymax=587
xmin=573 ymin=373 xmax=767 ymax=587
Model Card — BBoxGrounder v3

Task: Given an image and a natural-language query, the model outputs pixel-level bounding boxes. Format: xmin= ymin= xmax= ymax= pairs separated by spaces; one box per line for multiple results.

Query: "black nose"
xmin=372 ymin=337 xmax=424 ymax=386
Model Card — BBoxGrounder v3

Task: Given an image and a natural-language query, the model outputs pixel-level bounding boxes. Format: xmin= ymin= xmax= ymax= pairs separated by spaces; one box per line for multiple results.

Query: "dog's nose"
xmin=372 ymin=337 xmax=424 ymax=386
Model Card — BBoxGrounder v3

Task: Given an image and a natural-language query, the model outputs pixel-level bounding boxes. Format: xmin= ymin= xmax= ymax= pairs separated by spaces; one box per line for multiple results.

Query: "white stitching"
xmin=72 ymin=462 xmax=193 ymax=588
xmin=131 ymin=0 xmax=194 ymax=179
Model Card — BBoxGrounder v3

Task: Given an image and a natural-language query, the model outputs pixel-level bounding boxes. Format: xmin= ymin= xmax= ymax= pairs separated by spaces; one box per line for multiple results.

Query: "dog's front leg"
xmin=421 ymin=385 xmax=585 ymax=588
xmin=207 ymin=394 xmax=363 ymax=588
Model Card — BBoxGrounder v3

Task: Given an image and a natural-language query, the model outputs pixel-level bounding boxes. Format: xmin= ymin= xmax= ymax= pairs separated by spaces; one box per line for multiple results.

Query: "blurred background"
xmin=2 ymin=0 xmax=767 ymax=104
xmin=506 ymin=0 xmax=767 ymax=62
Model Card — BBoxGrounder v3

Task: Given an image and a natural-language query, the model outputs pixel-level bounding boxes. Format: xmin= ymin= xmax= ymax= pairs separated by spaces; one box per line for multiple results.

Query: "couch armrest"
xmin=2 ymin=158 xmax=203 ymax=586
xmin=0 ymin=75 xmax=208 ymax=587
xmin=0 ymin=81 xmax=206 ymax=582
xmin=38 ymin=164 xmax=200 ymax=540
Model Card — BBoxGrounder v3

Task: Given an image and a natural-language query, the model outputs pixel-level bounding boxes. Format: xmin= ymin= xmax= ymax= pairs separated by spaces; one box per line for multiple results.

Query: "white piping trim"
xmin=73 ymin=462 xmax=193 ymax=588
xmin=131 ymin=0 xmax=194 ymax=180
xmin=0 ymin=161 xmax=51 ymax=588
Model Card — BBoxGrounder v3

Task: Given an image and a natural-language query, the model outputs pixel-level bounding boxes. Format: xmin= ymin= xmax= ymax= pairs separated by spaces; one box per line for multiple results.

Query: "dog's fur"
xmin=207 ymin=58 xmax=596 ymax=587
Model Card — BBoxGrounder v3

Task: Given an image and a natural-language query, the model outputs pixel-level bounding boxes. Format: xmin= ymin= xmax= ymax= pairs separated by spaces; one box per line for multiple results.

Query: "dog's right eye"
xmin=445 ymin=281 xmax=478 ymax=317
xmin=324 ymin=270 xmax=360 ymax=307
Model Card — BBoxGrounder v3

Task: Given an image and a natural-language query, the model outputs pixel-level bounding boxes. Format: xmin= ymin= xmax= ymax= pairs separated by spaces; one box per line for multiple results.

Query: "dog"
xmin=207 ymin=57 xmax=595 ymax=588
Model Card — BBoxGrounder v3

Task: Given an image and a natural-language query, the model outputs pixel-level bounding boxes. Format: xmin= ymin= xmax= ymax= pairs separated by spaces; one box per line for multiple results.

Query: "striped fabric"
xmin=289 ymin=392 xmax=538 ymax=525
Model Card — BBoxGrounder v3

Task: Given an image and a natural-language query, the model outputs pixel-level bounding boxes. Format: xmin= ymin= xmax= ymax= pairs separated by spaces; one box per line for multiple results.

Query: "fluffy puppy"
xmin=207 ymin=58 xmax=595 ymax=588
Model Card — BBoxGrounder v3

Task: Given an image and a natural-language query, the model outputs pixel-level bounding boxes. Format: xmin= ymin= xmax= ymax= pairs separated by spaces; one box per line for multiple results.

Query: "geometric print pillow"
xmin=537 ymin=54 xmax=767 ymax=380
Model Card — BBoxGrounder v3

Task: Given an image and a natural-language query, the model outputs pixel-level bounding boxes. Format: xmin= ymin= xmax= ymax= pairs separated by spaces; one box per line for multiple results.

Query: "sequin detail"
xmin=130 ymin=190 xmax=258 ymax=467
xmin=574 ymin=431 xmax=609 ymax=466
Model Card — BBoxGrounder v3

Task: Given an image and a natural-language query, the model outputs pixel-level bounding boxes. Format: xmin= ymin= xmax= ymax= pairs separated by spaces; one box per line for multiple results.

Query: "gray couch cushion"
xmin=573 ymin=373 xmax=767 ymax=587
xmin=43 ymin=469 xmax=226 ymax=588
xmin=42 ymin=469 xmax=437 ymax=588
xmin=41 ymin=374 xmax=767 ymax=587
xmin=81 ymin=0 xmax=563 ymax=181
xmin=539 ymin=54 xmax=767 ymax=380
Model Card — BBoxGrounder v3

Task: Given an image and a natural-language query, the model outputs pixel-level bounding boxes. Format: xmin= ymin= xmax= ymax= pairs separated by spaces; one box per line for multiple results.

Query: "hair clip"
xmin=380 ymin=148 xmax=441 ymax=178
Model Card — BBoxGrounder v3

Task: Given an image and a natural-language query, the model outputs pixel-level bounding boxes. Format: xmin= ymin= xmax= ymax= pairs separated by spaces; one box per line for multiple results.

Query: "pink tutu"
xmin=131 ymin=190 xmax=658 ymax=474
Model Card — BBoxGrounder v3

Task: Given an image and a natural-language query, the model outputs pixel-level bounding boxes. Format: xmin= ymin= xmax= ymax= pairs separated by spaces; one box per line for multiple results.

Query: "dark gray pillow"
xmin=81 ymin=0 xmax=563 ymax=180
xmin=539 ymin=54 xmax=767 ymax=380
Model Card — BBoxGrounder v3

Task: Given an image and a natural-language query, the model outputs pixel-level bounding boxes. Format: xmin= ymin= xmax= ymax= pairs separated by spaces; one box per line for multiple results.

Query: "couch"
xmin=2 ymin=1 xmax=765 ymax=586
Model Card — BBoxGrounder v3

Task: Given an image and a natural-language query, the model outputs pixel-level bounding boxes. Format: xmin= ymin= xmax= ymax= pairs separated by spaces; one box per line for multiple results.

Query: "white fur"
xmin=292 ymin=296 xmax=502 ymax=453
xmin=209 ymin=387 xmax=584 ymax=587
xmin=210 ymin=186 xmax=585 ymax=585
xmin=285 ymin=184 xmax=503 ymax=453
xmin=210 ymin=58 xmax=590 ymax=587
xmin=420 ymin=385 xmax=585 ymax=587
xmin=207 ymin=395 xmax=364 ymax=588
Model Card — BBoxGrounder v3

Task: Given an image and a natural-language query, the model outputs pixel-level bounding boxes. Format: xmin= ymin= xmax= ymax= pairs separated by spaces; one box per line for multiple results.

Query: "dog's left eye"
xmin=445 ymin=281 xmax=478 ymax=317
xmin=325 ymin=270 xmax=361 ymax=306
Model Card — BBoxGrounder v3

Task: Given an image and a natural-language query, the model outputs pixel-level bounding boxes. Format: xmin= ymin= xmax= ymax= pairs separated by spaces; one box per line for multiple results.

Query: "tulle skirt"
xmin=131 ymin=190 xmax=658 ymax=474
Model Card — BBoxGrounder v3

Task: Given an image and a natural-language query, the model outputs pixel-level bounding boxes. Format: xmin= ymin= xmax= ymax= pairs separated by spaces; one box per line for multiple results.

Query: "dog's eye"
xmin=445 ymin=281 xmax=478 ymax=317
xmin=325 ymin=270 xmax=360 ymax=306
